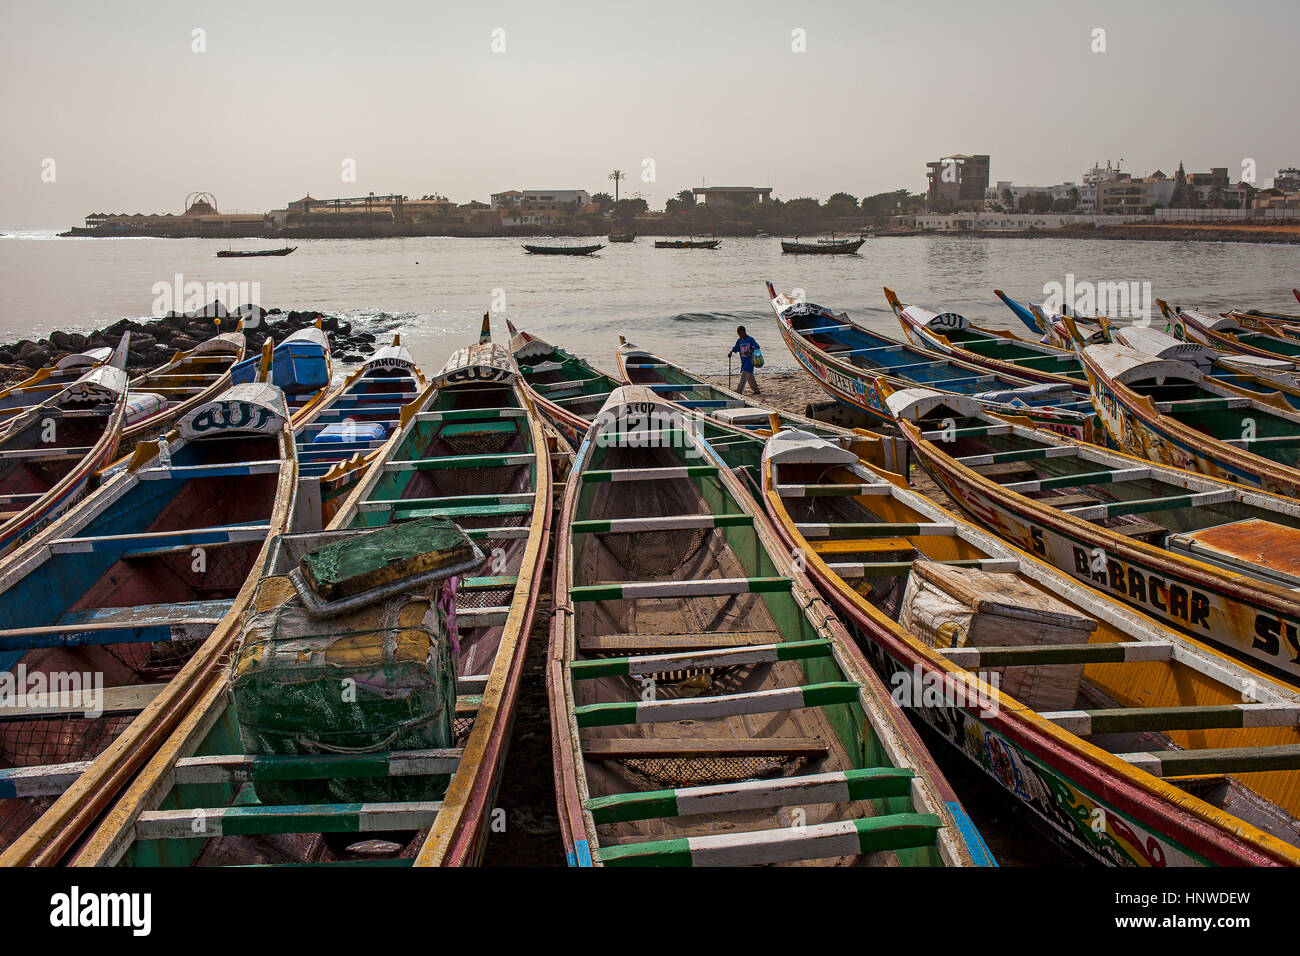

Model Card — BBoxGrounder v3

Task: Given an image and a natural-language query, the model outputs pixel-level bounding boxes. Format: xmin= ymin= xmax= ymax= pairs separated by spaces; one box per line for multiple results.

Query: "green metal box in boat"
xmin=230 ymin=524 xmax=476 ymax=805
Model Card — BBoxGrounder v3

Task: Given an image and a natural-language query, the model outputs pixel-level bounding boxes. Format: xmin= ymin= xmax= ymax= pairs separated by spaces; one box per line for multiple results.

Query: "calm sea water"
xmin=0 ymin=231 xmax=1296 ymax=377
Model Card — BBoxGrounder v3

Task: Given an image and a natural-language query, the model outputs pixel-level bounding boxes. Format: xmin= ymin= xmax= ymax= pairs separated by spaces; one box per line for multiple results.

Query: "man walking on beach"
xmin=731 ymin=326 xmax=761 ymax=395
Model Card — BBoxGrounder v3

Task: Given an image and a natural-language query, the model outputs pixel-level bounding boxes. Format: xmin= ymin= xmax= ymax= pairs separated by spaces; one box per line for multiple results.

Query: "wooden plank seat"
xmin=357 ymin=492 xmax=535 ymax=513
xmin=571 ymin=513 xmax=752 ymax=534
xmin=578 ymin=630 xmax=783 ymax=654
xmin=1002 ymin=467 xmax=1149 ymax=492
xmin=1119 ymin=745 xmax=1300 ymax=778
xmin=48 ymin=522 xmax=271 ymax=556
xmin=794 ymin=521 xmax=956 ymax=539
xmin=939 ymin=640 xmax=1173 ymax=668
xmin=580 ymin=736 xmax=829 ymax=761
xmin=0 ymin=682 xmax=167 ymax=722
xmin=581 ymin=465 xmax=719 ymax=483
xmin=585 ymin=766 xmax=916 ymax=824
xmin=414 ymin=407 xmax=525 ymax=423
xmin=574 ymin=682 xmax=858 ymax=728
xmin=137 ymin=461 xmax=283 ymax=480
xmin=593 ymin=813 xmax=942 ymax=866
xmin=570 ymin=577 xmax=792 ymax=602
xmin=1042 ymin=702 xmax=1300 ymax=736
xmin=0 ymin=598 xmax=234 ymax=651
xmin=569 ymin=639 xmax=834 ymax=680
xmin=135 ymin=801 xmax=445 ymax=840
xmin=383 ymin=453 xmax=533 ymax=472
xmin=827 ymin=557 xmax=1019 ymax=577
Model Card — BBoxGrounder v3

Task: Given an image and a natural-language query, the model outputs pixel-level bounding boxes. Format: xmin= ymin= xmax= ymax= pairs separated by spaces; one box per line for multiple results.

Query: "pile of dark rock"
xmin=0 ymin=301 xmax=384 ymax=386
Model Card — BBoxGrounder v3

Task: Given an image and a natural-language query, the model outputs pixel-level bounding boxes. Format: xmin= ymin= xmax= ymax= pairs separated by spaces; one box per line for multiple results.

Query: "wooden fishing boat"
xmin=549 ymin=385 xmax=993 ymax=867
xmin=994 ymin=289 xmax=1105 ymax=347
xmin=0 ymin=346 xmax=113 ymax=429
xmin=781 ymin=236 xmax=866 ymax=255
xmin=215 ymin=246 xmax=296 ymax=258
xmin=293 ymin=334 xmax=425 ymax=526
xmin=761 ymin=426 xmax=1300 ymax=865
xmin=608 ymin=233 xmax=636 ymax=243
xmin=231 ymin=323 xmax=333 ymax=421
xmin=0 ymin=339 xmax=132 ymax=559
xmin=613 ymin=337 xmax=905 ymax=468
xmin=1110 ymin=323 xmax=1300 ymax=411
xmin=886 ymin=383 xmax=1300 ymax=682
xmin=767 ymin=282 xmax=1099 ymax=440
xmin=117 ymin=329 xmax=246 ymax=456
xmin=507 ymin=323 xmax=625 ymax=446
xmin=1079 ymin=343 xmax=1300 ymax=499
xmin=0 ymin=366 xmax=298 ymax=863
xmin=654 ymin=238 xmax=721 ymax=249
xmin=506 ymin=322 xmax=813 ymax=479
xmin=1016 ymin=301 xmax=1300 ymax=410
xmin=1163 ymin=300 xmax=1300 ymax=363
xmin=54 ymin=329 xmax=553 ymax=867
xmin=890 ymin=288 xmax=1090 ymax=388
xmin=522 ymin=243 xmax=604 ymax=256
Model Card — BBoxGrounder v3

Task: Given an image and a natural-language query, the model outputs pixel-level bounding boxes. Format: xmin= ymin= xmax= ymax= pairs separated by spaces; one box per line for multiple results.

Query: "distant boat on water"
xmin=654 ymin=237 xmax=721 ymax=249
xmin=522 ymin=243 xmax=604 ymax=256
xmin=216 ymin=246 xmax=296 ymax=258
xmin=608 ymin=232 xmax=636 ymax=243
xmin=781 ymin=234 xmax=867 ymax=255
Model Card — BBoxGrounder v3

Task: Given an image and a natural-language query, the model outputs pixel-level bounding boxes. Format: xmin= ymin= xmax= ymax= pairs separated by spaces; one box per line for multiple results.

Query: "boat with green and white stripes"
xmin=52 ymin=324 xmax=554 ymax=867
xmin=548 ymin=384 xmax=994 ymax=867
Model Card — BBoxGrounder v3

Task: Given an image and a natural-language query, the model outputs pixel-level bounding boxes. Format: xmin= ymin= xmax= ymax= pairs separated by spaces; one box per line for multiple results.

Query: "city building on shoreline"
xmin=925 ymin=154 xmax=990 ymax=211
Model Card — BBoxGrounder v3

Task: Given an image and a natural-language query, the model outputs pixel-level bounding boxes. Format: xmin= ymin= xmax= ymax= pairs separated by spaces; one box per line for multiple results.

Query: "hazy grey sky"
xmin=2 ymin=0 xmax=1297 ymax=226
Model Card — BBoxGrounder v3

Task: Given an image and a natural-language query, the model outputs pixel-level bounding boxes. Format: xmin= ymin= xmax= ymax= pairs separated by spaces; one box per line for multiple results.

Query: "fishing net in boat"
xmin=101 ymin=638 xmax=206 ymax=681
xmin=621 ymin=752 xmax=810 ymax=788
xmin=231 ymin=575 xmax=457 ymax=805
xmin=441 ymin=426 xmax=517 ymax=457
xmin=0 ymin=714 xmax=134 ymax=768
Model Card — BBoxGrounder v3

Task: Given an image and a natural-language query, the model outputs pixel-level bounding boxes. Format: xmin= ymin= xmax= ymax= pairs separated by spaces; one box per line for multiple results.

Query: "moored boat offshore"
xmin=54 ymin=327 xmax=553 ymax=867
xmin=761 ymin=426 xmax=1300 ymax=865
xmin=549 ymin=386 xmax=993 ymax=867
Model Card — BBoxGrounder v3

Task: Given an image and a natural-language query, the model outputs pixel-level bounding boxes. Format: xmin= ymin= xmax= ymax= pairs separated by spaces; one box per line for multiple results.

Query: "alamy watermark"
xmin=1042 ymin=273 xmax=1152 ymax=323
xmin=0 ymin=665 xmax=103 ymax=718
xmin=151 ymin=274 xmax=261 ymax=318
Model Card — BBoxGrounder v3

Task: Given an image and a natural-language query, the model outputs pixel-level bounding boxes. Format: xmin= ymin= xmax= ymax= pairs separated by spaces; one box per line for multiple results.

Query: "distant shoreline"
xmin=46 ymin=223 xmax=1300 ymax=245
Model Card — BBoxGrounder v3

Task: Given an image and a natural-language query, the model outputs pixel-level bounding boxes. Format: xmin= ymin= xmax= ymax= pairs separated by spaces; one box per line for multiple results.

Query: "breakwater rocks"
xmin=0 ymin=302 xmax=382 ymax=386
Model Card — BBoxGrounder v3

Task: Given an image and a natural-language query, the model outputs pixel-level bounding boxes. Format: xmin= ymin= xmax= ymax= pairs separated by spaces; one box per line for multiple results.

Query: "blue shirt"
xmin=732 ymin=335 xmax=760 ymax=372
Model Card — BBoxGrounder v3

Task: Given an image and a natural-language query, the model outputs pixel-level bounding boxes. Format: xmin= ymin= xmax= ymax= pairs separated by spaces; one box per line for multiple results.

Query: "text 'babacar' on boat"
xmin=766 ymin=282 xmax=1098 ymax=440
xmin=0 ymin=341 xmax=298 ymax=865
xmin=883 ymin=382 xmax=1300 ymax=684
xmin=55 ymin=315 xmax=554 ymax=867
xmin=549 ymin=384 xmax=993 ymax=867
xmin=760 ymin=421 xmax=1300 ymax=865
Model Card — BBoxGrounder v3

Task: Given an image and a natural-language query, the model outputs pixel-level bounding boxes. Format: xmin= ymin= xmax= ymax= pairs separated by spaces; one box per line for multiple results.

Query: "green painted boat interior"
xmin=566 ymin=411 xmax=948 ymax=866
xmin=113 ymin=375 xmax=541 ymax=866
xmin=938 ymin=326 xmax=1088 ymax=380
xmin=914 ymin=407 xmax=1300 ymax=546
xmin=1119 ymin=376 xmax=1300 ymax=468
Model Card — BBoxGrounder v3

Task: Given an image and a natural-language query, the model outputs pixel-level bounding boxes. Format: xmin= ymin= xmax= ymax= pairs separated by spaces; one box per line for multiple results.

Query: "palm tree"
xmin=609 ymin=170 xmax=625 ymax=203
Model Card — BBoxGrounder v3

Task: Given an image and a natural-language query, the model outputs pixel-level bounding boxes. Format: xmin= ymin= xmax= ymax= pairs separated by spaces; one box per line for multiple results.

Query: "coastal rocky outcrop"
xmin=0 ymin=302 xmax=382 ymax=386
